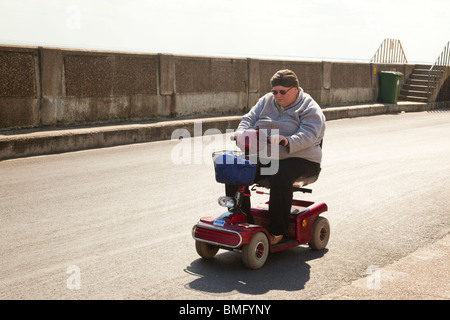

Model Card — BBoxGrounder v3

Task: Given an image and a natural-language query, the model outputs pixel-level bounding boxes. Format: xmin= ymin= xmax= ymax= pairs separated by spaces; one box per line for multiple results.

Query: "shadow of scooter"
xmin=184 ymin=246 xmax=328 ymax=296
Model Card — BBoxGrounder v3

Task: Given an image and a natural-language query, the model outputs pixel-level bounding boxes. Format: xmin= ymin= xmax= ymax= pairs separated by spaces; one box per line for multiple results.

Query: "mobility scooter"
xmin=192 ymin=128 xmax=330 ymax=269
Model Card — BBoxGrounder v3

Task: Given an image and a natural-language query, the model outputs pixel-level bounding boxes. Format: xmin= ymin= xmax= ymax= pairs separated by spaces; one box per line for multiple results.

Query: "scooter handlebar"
xmin=230 ymin=131 xmax=286 ymax=146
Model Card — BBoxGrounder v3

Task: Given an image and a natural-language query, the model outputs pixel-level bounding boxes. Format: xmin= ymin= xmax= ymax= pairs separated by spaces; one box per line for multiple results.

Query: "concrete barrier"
xmin=1 ymin=101 xmax=443 ymax=161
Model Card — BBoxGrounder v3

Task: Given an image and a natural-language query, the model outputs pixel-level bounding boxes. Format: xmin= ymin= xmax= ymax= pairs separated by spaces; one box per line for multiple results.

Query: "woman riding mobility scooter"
xmin=192 ymin=128 xmax=330 ymax=269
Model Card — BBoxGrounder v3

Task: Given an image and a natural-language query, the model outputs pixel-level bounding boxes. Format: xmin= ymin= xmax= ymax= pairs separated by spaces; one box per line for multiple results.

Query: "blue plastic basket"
xmin=212 ymin=151 xmax=257 ymax=185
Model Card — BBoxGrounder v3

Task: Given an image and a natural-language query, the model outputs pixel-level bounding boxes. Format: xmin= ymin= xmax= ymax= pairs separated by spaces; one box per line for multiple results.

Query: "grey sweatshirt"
xmin=237 ymin=87 xmax=326 ymax=163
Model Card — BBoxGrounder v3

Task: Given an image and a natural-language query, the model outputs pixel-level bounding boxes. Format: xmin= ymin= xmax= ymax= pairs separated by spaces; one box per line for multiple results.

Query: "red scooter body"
xmin=193 ymin=199 xmax=328 ymax=250
xmin=192 ymin=194 xmax=329 ymax=269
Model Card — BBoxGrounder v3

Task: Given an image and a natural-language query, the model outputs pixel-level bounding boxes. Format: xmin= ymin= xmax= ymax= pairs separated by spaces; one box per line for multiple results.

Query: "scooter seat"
xmin=254 ymin=169 xmax=321 ymax=189
xmin=292 ymin=172 xmax=320 ymax=188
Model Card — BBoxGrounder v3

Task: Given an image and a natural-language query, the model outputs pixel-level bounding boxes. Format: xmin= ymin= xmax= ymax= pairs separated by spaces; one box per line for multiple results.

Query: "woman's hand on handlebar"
xmin=269 ymin=134 xmax=288 ymax=147
xmin=230 ymin=129 xmax=288 ymax=147
xmin=231 ymin=130 xmax=244 ymax=141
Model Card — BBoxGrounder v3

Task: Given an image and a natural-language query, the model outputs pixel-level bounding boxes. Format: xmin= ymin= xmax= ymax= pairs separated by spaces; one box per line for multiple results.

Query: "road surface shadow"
xmin=184 ymin=246 xmax=328 ymax=295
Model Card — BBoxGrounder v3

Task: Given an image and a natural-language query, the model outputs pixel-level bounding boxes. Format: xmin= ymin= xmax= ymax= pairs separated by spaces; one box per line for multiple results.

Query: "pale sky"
xmin=0 ymin=0 xmax=448 ymax=63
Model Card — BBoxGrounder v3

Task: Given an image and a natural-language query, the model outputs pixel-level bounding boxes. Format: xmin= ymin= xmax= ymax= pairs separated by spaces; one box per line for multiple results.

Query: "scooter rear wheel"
xmin=195 ymin=241 xmax=219 ymax=258
xmin=308 ymin=216 xmax=330 ymax=250
xmin=242 ymin=232 xmax=269 ymax=269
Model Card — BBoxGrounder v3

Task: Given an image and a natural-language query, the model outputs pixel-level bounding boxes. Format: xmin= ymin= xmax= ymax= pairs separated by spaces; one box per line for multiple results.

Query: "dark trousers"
xmin=225 ymin=157 xmax=321 ymax=235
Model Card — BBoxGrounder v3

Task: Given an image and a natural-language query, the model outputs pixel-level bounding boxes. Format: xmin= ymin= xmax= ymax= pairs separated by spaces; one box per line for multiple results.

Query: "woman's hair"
xmin=270 ymin=69 xmax=299 ymax=88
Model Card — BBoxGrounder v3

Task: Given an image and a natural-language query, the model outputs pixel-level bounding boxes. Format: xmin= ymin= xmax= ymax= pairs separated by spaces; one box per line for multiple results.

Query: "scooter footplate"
xmin=271 ymin=239 xmax=299 ymax=253
xmin=193 ymin=224 xmax=242 ymax=249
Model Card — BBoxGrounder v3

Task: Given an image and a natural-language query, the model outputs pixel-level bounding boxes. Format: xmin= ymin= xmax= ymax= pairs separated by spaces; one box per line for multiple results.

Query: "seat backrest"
xmin=292 ymin=139 xmax=322 ymax=188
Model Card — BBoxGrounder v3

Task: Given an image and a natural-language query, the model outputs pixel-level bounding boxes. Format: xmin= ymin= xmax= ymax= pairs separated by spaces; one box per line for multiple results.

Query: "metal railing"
xmin=370 ymin=38 xmax=408 ymax=64
xmin=428 ymin=40 xmax=450 ymax=100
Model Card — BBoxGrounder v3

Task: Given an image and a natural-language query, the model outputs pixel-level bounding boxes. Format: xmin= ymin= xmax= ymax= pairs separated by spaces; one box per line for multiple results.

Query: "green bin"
xmin=378 ymin=71 xmax=403 ymax=103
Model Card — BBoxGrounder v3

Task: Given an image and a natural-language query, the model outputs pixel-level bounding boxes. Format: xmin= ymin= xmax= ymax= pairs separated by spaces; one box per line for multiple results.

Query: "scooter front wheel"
xmin=195 ymin=241 xmax=219 ymax=258
xmin=242 ymin=232 xmax=269 ymax=269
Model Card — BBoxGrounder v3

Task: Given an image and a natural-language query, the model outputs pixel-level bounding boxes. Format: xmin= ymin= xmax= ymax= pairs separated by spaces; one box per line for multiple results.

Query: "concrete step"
xmin=413 ymin=69 xmax=431 ymax=75
xmin=400 ymin=89 xmax=428 ymax=98
xmin=410 ymin=73 xmax=430 ymax=80
xmin=406 ymin=78 xmax=436 ymax=86
xmin=401 ymin=84 xmax=429 ymax=91
xmin=415 ymin=64 xmax=432 ymax=69
xmin=413 ymin=69 xmax=444 ymax=76
xmin=398 ymin=95 xmax=428 ymax=102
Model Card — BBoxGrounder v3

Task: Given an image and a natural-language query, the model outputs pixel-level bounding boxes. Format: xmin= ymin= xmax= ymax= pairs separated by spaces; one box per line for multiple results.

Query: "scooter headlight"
xmin=218 ymin=196 xmax=236 ymax=208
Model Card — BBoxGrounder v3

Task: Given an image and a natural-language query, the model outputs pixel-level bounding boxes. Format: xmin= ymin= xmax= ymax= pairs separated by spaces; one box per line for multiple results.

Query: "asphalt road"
xmin=1 ymin=111 xmax=449 ymax=300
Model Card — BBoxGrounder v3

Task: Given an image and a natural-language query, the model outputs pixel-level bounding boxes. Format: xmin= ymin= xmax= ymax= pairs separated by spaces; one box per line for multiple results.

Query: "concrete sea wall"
xmin=0 ymin=45 xmax=420 ymax=130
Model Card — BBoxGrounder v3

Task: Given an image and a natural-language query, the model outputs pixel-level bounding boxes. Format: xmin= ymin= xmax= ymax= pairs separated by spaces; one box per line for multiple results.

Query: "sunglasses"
xmin=271 ymin=87 xmax=294 ymax=96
